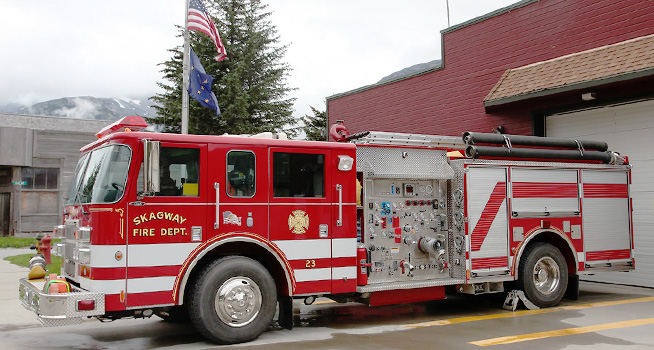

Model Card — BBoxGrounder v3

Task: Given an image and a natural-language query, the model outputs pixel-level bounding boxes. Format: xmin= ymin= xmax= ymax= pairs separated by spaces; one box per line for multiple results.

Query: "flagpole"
xmin=181 ymin=0 xmax=191 ymax=134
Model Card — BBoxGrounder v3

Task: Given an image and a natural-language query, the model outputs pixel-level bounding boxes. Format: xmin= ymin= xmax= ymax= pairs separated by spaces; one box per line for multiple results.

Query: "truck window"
xmin=159 ymin=147 xmax=200 ymax=196
xmin=66 ymin=145 xmax=131 ymax=204
xmin=137 ymin=147 xmax=200 ymax=197
xmin=227 ymin=151 xmax=255 ymax=197
xmin=273 ymin=152 xmax=324 ymax=198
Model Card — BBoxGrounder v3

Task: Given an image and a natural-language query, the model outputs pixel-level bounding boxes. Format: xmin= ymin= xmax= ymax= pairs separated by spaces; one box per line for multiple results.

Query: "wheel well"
xmin=519 ymin=230 xmax=577 ymax=275
xmin=180 ymin=241 xmax=290 ymax=305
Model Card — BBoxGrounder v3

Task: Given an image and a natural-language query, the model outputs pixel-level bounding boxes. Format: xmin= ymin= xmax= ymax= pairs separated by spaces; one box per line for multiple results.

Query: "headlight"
xmin=52 ymin=225 xmax=65 ymax=239
xmin=78 ymin=247 xmax=91 ymax=265
xmin=53 ymin=243 xmax=65 ymax=257
xmin=78 ymin=227 xmax=91 ymax=242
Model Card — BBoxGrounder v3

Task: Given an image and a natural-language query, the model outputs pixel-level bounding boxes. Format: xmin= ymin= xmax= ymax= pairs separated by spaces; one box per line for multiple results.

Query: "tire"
xmin=188 ymin=256 xmax=277 ymax=344
xmin=517 ymin=242 xmax=568 ymax=308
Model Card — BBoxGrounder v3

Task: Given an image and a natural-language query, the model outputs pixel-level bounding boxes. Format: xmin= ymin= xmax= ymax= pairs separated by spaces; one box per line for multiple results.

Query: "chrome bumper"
xmin=19 ymin=278 xmax=105 ymax=326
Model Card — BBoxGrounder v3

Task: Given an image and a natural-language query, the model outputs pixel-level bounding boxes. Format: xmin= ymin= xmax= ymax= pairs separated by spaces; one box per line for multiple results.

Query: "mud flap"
xmin=277 ymin=295 xmax=293 ymax=330
xmin=565 ymin=274 xmax=579 ymax=301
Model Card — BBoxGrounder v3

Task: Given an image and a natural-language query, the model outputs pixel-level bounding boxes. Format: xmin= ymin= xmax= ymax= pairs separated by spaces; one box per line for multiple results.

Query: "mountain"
xmin=0 ymin=102 xmax=24 ymax=114
xmin=377 ymin=59 xmax=442 ymax=84
xmin=0 ymin=96 xmax=159 ymax=121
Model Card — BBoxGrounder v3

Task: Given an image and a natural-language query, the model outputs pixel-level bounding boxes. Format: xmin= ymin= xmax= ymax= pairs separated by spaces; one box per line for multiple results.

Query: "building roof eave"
xmin=483 ymin=67 xmax=654 ymax=107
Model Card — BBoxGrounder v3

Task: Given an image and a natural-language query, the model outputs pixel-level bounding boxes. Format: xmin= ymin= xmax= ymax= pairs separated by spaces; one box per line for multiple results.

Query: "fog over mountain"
xmin=0 ymin=59 xmax=440 ymax=122
xmin=0 ymin=96 xmax=158 ymax=121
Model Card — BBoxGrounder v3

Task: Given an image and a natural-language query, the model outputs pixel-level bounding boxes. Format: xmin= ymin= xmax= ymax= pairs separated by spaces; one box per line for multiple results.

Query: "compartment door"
xmin=466 ymin=166 xmax=509 ymax=275
xmin=582 ymin=169 xmax=632 ymax=264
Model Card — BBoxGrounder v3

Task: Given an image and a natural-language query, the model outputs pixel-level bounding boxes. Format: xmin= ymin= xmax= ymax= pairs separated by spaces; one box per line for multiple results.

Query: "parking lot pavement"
xmin=2 ymin=248 xmax=653 ymax=350
xmin=0 ymin=248 xmax=41 ymax=327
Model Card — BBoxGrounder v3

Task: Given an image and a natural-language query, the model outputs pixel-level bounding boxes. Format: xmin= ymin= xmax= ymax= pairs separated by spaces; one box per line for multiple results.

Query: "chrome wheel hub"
xmin=215 ymin=277 xmax=262 ymax=327
xmin=532 ymin=257 xmax=560 ymax=295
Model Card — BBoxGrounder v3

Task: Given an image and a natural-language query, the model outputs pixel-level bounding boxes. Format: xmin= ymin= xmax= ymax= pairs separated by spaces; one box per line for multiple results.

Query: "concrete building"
xmin=327 ymin=0 xmax=654 ymax=287
xmin=0 ymin=115 xmax=109 ymax=236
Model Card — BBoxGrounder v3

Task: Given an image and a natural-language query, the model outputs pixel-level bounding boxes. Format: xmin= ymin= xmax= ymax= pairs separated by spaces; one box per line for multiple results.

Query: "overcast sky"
xmin=0 ymin=0 xmax=517 ymax=120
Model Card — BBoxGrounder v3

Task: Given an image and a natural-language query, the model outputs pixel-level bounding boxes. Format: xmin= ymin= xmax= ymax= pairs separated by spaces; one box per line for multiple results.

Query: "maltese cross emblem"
xmin=288 ymin=210 xmax=309 ymax=234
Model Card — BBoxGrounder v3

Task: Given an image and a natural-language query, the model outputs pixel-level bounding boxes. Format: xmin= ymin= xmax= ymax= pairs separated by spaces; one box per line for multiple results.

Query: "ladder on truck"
xmin=349 ymin=130 xmax=626 ymax=165
xmin=351 ymin=131 xmax=467 ymax=149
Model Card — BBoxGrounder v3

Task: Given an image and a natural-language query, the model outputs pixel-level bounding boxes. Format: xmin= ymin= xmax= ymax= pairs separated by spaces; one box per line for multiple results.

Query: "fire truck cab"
xmin=19 ymin=116 xmax=634 ymax=344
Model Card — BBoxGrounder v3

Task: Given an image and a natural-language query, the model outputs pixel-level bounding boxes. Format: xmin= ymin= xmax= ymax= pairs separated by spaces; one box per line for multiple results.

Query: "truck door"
xmin=466 ymin=166 xmax=510 ymax=277
xmin=126 ymin=142 xmax=207 ymax=308
xmin=206 ymin=144 xmax=268 ymax=245
xmin=268 ymin=147 xmax=333 ymax=295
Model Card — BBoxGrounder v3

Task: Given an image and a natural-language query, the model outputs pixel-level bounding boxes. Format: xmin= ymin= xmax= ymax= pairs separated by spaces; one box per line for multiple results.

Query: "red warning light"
xmin=96 ymin=116 xmax=148 ymax=139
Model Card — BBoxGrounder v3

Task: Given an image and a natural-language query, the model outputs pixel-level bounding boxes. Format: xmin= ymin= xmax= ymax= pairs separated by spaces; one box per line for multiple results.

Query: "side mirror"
xmin=143 ymin=139 xmax=160 ymax=195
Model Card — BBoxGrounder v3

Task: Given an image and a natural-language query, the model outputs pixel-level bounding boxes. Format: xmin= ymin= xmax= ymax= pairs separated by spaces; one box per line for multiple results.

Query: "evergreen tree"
xmin=298 ymin=106 xmax=327 ymax=141
xmin=150 ymin=0 xmax=296 ymax=135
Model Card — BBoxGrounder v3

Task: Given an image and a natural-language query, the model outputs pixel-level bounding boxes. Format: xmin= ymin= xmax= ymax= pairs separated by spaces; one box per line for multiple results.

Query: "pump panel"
xmin=363 ymin=178 xmax=451 ymax=283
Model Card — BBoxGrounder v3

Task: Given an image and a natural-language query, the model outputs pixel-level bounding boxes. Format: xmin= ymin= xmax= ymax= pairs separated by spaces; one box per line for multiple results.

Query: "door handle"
xmin=214 ymin=182 xmax=220 ymax=229
xmin=336 ymin=184 xmax=343 ymax=226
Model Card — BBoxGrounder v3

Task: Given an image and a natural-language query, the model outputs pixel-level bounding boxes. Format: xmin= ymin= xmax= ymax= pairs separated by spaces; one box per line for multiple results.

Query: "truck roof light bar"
xmin=96 ymin=116 xmax=148 ymax=139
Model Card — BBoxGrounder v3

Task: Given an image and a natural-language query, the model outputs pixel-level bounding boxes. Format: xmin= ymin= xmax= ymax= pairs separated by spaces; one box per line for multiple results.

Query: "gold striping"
xmin=404 ymin=308 xmax=555 ymax=328
xmin=470 ymin=318 xmax=654 ymax=346
xmin=403 ymin=296 xmax=654 ymax=329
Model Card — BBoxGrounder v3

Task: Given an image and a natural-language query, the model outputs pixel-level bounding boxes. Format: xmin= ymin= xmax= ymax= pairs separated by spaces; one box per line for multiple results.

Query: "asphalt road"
xmin=2 ymin=248 xmax=654 ymax=350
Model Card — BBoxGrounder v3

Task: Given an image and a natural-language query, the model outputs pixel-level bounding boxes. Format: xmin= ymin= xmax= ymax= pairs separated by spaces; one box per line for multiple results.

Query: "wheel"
xmin=517 ymin=242 xmax=568 ymax=307
xmin=188 ymin=256 xmax=277 ymax=344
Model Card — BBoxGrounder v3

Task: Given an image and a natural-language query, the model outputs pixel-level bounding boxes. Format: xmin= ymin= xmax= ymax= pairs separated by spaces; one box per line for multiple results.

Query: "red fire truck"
xmin=19 ymin=116 xmax=634 ymax=344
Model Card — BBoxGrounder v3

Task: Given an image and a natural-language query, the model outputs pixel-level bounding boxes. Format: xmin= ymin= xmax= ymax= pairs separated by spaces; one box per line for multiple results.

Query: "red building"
xmin=327 ymin=0 xmax=654 ymax=136
xmin=327 ymin=0 xmax=654 ymax=287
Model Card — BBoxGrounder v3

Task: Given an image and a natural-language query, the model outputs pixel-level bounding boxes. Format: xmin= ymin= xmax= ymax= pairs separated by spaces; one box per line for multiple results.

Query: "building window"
xmin=227 ymin=151 xmax=255 ymax=197
xmin=273 ymin=152 xmax=324 ymax=198
xmin=21 ymin=168 xmax=58 ymax=190
xmin=21 ymin=167 xmax=59 ymax=216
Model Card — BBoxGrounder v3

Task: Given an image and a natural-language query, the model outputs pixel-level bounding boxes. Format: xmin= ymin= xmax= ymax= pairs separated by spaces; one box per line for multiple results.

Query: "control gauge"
xmin=425 ymin=185 xmax=433 ymax=194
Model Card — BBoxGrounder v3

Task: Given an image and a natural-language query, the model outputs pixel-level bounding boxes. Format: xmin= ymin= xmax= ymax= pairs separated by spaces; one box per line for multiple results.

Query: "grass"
xmin=0 ymin=236 xmax=61 ymax=248
xmin=0 ymin=237 xmax=41 ymax=248
xmin=4 ymin=254 xmax=62 ymax=275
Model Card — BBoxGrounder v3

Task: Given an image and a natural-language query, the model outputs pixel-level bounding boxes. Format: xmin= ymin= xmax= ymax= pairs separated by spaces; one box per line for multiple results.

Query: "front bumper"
xmin=19 ymin=278 xmax=105 ymax=326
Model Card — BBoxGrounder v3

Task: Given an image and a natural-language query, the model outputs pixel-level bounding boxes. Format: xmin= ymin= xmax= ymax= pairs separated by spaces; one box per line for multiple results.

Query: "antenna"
xmin=446 ymin=0 xmax=451 ymax=27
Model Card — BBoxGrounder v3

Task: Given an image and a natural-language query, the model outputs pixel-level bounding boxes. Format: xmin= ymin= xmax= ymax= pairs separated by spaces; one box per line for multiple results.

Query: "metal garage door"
xmin=547 ymin=99 xmax=654 ymax=287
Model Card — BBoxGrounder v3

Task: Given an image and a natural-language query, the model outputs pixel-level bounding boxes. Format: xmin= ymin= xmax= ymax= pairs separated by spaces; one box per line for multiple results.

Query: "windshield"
xmin=66 ymin=145 xmax=132 ymax=204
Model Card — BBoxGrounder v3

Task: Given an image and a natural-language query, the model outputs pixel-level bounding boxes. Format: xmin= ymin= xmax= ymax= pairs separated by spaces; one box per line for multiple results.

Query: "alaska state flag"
xmin=188 ymin=46 xmax=221 ymax=115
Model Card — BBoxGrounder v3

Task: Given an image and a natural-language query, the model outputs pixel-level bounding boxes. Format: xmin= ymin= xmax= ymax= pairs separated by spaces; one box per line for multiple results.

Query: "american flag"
xmin=188 ymin=0 xmax=227 ymax=61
